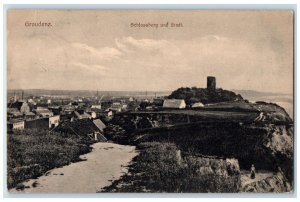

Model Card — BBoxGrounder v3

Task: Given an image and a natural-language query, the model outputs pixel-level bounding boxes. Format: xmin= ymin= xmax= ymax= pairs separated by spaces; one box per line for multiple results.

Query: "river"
xmin=10 ymin=142 xmax=138 ymax=193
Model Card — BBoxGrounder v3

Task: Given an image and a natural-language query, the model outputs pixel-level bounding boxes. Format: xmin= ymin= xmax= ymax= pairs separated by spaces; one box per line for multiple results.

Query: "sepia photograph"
xmin=6 ymin=9 xmax=294 ymax=194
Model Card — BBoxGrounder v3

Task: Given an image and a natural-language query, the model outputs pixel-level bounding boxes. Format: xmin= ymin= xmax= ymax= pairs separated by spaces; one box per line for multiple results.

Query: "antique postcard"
xmin=6 ymin=10 xmax=294 ymax=193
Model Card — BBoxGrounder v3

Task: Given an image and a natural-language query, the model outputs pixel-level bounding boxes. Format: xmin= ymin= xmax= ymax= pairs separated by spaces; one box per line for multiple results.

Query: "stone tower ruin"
xmin=207 ymin=76 xmax=216 ymax=90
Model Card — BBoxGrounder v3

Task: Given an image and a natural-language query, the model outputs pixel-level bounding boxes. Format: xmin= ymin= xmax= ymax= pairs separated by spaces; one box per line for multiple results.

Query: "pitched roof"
xmin=74 ymin=111 xmax=91 ymax=119
xmin=8 ymin=119 xmax=25 ymax=124
xmin=25 ymin=112 xmax=36 ymax=116
xmin=36 ymin=109 xmax=52 ymax=114
xmin=96 ymin=133 xmax=107 ymax=142
xmin=7 ymin=108 xmax=21 ymax=113
xmin=8 ymin=101 xmax=24 ymax=109
xmin=93 ymin=119 xmax=106 ymax=131
xmin=163 ymin=99 xmax=186 ymax=109
xmin=91 ymin=105 xmax=101 ymax=108
xmin=7 ymin=108 xmax=23 ymax=117
xmin=192 ymin=102 xmax=204 ymax=108
xmin=52 ymin=119 xmax=100 ymax=137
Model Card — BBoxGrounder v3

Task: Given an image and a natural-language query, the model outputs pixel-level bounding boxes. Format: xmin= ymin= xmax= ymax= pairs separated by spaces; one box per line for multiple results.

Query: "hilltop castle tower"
xmin=207 ymin=76 xmax=216 ymax=90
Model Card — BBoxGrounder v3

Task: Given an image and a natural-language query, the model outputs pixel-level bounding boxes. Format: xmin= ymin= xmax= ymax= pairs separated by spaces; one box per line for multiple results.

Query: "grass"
xmin=7 ymin=129 xmax=94 ymax=189
xmin=100 ymin=141 xmax=240 ymax=193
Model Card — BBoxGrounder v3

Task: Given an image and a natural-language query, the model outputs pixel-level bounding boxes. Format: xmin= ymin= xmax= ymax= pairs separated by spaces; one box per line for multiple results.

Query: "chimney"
xmin=207 ymin=76 xmax=216 ymax=90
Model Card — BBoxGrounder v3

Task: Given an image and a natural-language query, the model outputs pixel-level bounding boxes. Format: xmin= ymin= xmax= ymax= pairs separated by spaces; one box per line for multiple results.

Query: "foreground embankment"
xmin=7 ymin=129 xmax=94 ymax=190
xmin=104 ymin=112 xmax=293 ymax=193
xmin=133 ymin=123 xmax=293 ymax=182
xmin=9 ymin=142 xmax=137 ymax=193
xmin=106 ymin=119 xmax=293 ymax=181
xmin=101 ymin=142 xmax=291 ymax=193
xmin=101 ymin=142 xmax=241 ymax=193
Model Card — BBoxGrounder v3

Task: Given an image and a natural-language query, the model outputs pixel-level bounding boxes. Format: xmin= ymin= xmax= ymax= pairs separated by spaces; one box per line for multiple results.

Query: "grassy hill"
xmin=168 ymin=87 xmax=244 ymax=105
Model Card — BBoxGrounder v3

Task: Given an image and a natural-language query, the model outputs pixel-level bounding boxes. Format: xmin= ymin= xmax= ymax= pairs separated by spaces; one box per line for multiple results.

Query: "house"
xmin=51 ymin=119 xmax=107 ymax=142
xmin=59 ymin=113 xmax=73 ymax=122
xmin=27 ymin=98 xmax=36 ymax=105
xmin=48 ymin=106 xmax=62 ymax=115
xmin=7 ymin=108 xmax=23 ymax=118
xmin=93 ymin=119 xmax=106 ymax=132
xmin=91 ymin=105 xmax=101 ymax=110
xmin=8 ymin=101 xmax=30 ymax=114
xmin=25 ymin=118 xmax=50 ymax=130
xmin=98 ymin=110 xmax=114 ymax=120
xmin=192 ymin=102 xmax=205 ymax=108
xmin=87 ymin=111 xmax=97 ymax=119
xmin=163 ymin=99 xmax=186 ymax=109
xmin=107 ymin=110 xmax=113 ymax=117
xmin=73 ymin=110 xmax=91 ymax=120
xmin=63 ymin=105 xmax=75 ymax=114
xmin=24 ymin=116 xmax=60 ymax=129
xmin=20 ymin=105 xmax=30 ymax=114
xmin=90 ymin=107 xmax=102 ymax=113
xmin=35 ymin=108 xmax=54 ymax=118
xmin=111 ymin=102 xmax=122 ymax=112
xmin=36 ymin=106 xmax=48 ymax=110
xmin=25 ymin=112 xmax=36 ymax=120
xmin=78 ymin=102 xmax=85 ymax=108
xmin=122 ymin=104 xmax=128 ymax=111
xmin=49 ymin=115 xmax=60 ymax=129
xmin=35 ymin=103 xmax=49 ymax=109
xmin=7 ymin=119 xmax=25 ymax=132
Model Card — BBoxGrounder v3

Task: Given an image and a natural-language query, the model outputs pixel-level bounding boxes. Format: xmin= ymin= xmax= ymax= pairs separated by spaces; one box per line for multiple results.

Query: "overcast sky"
xmin=7 ymin=10 xmax=293 ymax=94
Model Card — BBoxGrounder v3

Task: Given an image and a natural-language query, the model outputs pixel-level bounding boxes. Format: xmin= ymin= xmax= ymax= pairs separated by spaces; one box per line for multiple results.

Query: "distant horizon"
xmin=6 ymin=87 xmax=293 ymax=95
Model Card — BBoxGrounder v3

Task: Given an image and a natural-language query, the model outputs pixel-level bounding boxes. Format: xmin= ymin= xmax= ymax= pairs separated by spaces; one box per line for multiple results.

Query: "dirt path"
xmin=10 ymin=142 xmax=138 ymax=193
